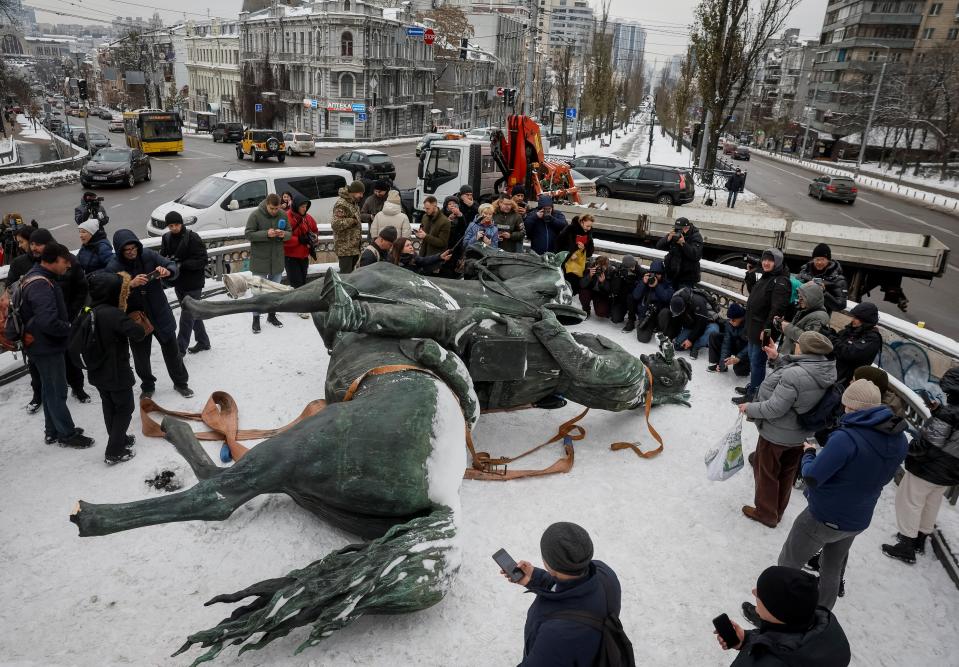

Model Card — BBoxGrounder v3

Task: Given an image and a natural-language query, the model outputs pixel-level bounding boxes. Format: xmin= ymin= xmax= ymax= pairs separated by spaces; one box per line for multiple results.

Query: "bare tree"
xmin=582 ymin=1 xmax=615 ymax=138
xmin=916 ymin=46 xmax=959 ymax=182
xmin=690 ymin=0 xmax=801 ymax=171
xmin=671 ymin=46 xmax=697 ymax=152
xmin=553 ymin=43 xmax=576 ymax=149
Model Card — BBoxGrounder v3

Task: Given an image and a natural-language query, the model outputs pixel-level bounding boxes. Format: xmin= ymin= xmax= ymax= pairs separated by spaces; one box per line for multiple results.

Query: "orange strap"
xmin=608 ymin=366 xmax=664 ymax=459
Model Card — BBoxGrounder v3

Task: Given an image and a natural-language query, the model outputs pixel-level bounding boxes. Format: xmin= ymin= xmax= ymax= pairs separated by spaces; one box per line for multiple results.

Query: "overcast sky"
xmin=34 ymin=0 xmax=829 ymax=60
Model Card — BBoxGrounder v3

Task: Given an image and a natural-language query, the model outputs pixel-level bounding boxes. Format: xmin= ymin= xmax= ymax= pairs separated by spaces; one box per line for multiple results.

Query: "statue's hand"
xmin=449 ymin=308 xmax=508 ymax=335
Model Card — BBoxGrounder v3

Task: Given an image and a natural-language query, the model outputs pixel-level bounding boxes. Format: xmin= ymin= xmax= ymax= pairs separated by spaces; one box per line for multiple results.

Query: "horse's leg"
xmin=183 ymin=279 xmax=327 ymax=321
xmin=162 ymin=416 xmax=222 ymax=480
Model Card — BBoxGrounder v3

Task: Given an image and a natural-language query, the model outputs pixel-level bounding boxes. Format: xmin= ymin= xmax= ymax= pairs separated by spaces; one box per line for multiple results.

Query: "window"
xmin=317 ymin=175 xmax=347 ymax=198
xmin=275 ymin=176 xmax=320 ymax=200
xmin=341 ymin=31 xmax=353 ymax=56
xmin=929 ymin=2 xmax=942 ymax=14
xmin=619 ymin=167 xmax=642 ymax=180
xmin=922 ymin=28 xmax=935 ymax=39
xmin=226 ymin=180 xmax=267 ymax=210
xmin=423 ymin=147 xmax=461 ymax=194
xmin=344 ymin=0 xmax=351 ymax=9
xmin=640 ymin=168 xmax=665 ymax=182
xmin=339 ymin=73 xmax=354 ymax=97
xmin=949 ymin=28 xmax=959 ymax=40
xmin=867 ymin=49 xmax=880 ymax=62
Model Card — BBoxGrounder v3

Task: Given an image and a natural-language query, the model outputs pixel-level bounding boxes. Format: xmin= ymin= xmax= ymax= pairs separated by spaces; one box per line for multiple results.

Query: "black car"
xmin=594 ymin=164 xmax=695 ymax=206
xmin=808 ymin=175 xmax=857 ymax=204
xmin=733 ymin=146 xmax=750 ymax=161
xmin=326 ymin=149 xmax=396 ymax=181
xmin=80 ymin=147 xmax=151 ymax=188
xmin=568 ymin=155 xmax=630 ymax=179
xmin=98 ymin=108 xmax=114 ymax=120
xmin=212 ymin=122 xmax=244 ymax=143
xmin=86 ymin=132 xmax=112 ymax=154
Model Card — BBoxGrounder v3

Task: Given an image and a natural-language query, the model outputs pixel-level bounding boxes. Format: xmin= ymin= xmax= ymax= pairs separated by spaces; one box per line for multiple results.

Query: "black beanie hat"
xmin=540 ymin=522 xmax=593 ymax=576
xmin=29 ymin=228 xmax=54 ymax=246
xmin=812 ymin=243 xmax=832 ymax=260
xmin=165 ymin=210 xmax=184 ymax=226
xmin=757 ymin=566 xmax=819 ymax=626
xmin=378 ymin=225 xmax=398 ymax=243
xmin=849 ymin=301 xmax=879 ymax=326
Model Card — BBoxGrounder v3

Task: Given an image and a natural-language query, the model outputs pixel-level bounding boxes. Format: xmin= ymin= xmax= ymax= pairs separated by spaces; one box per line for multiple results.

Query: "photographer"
xmin=525 ymin=194 xmax=568 ymax=255
xmin=625 ymin=259 xmax=674 ymax=343
xmin=73 ymin=191 xmax=109 ymax=228
xmin=464 ymin=203 xmax=500 ymax=249
xmin=707 ymin=303 xmax=750 ymax=375
xmin=664 ymin=287 xmax=720 ymax=359
xmin=608 ymin=255 xmax=640 ymax=325
xmin=797 ymin=244 xmax=847 ymax=314
xmin=655 ymin=217 xmax=703 ymax=290
xmin=578 ymin=256 xmax=612 ymax=318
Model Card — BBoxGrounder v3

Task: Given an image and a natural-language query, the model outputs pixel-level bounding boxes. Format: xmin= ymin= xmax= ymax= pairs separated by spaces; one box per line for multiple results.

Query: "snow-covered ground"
xmin=2 ymin=289 xmax=957 ymax=666
xmin=846 ymin=162 xmax=959 ymax=196
xmin=0 ymin=135 xmax=15 ymax=166
xmin=0 ymin=168 xmax=80 ymax=193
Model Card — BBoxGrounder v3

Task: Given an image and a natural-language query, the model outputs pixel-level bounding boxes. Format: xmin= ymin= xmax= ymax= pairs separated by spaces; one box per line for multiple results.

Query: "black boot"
xmin=915 ymin=532 xmax=929 ymax=555
xmin=881 ymin=534 xmax=917 ymax=564
xmin=622 ymin=318 xmax=636 ymax=333
xmin=252 ymin=315 xmax=261 ymax=334
xmin=804 ymin=551 xmax=821 ymax=572
xmin=267 ymin=313 xmax=283 ymax=328
xmin=741 ymin=602 xmax=762 ymax=627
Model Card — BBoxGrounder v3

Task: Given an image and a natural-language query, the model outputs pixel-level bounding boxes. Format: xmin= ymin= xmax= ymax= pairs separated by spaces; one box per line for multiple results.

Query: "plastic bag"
xmin=705 ymin=414 xmax=745 ymax=481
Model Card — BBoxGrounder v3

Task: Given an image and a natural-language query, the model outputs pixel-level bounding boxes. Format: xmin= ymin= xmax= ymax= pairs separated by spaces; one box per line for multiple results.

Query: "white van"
xmin=146 ymin=166 xmax=352 ymax=236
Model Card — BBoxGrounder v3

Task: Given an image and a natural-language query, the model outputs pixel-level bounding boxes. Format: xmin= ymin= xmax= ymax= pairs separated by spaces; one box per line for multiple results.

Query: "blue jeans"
xmin=175 ymin=287 xmax=210 ymax=353
xmin=747 ymin=340 xmax=768 ymax=397
xmin=674 ymin=323 xmax=720 ymax=351
xmin=254 ymin=272 xmax=284 ymax=315
xmin=727 ymin=190 xmax=738 ymax=207
xmin=31 ymin=352 xmax=77 ymax=439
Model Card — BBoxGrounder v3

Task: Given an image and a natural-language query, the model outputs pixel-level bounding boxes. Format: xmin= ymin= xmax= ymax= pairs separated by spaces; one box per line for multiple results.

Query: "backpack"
xmin=68 ymin=306 xmax=104 ymax=371
xmin=689 ymin=287 xmax=722 ymax=320
xmin=0 ymin=274 xmax=53 ymax=351
xmin=788 ymin=275 xmax=803 ymax=305
xmin=797 ymin=381 xmax=845 ymax=432
xmin=547 ymin=570 xmax=635 ymax=667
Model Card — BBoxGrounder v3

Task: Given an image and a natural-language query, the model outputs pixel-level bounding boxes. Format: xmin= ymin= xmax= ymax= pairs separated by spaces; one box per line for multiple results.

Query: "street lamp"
xmin=855 ymin=43 xmax=890 ymax=176
xmin=646 ymin=109 xmax=656 ymax=163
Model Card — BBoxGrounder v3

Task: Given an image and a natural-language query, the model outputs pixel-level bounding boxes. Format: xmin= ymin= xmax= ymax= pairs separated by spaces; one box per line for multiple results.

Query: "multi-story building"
xmin=541 ymin=0 xmax=593 ymax=55
xmin=238 ymin=0 xmax=435 ymax=139
xmin=611 ymin=20 xmax=646 ymax=77
xmin=433 ymin=55 xmax=496 ymax=129
xmin=186 ymin=19 xmax=242 ymax=123
xmin=914 ymin=0 xmax=959 ymax=54
xmin=467 ymin=10 xmax=525 ymax=96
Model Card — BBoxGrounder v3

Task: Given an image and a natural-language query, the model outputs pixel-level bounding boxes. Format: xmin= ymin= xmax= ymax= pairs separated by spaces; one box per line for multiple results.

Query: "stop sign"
xmin=424 ymin=28 xmax=436 ymax=45
xmin=496 ymin=87 xmax=504 ymax=97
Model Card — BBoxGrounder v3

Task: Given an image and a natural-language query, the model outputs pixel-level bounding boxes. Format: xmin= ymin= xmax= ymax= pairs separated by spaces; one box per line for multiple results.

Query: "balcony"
xmin=824 ymin=11 xmax=923 ymax=30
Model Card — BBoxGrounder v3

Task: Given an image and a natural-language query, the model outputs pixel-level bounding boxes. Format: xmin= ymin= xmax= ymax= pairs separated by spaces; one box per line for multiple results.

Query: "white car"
xmin=571 ymin=169 xmax=596 ymax=197
xmin=147 ymin=166 xmax=352 ymax=236
xmin=283 ymin=132 xmax=316 ymax=156
xmin=108 ymin=117 xmax=124 ymax=133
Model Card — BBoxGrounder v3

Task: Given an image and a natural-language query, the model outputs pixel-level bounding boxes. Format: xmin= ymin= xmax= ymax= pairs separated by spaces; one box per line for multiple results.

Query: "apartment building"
xmin=186 ymin=19 xmax=242 ymax=123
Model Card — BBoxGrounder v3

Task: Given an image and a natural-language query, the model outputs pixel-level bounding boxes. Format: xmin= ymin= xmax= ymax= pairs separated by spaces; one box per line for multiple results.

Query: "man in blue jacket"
xmin=525 ymin=194 xmax=568 ymax=255
xmin=105 ymin=229 xmax=193 ymax=398
xmin=624 ymin=258 xmax=673 ymax=343
xmin=771 ymin=379 xmax=908 ymax=610
xmin=504 ymin=522 xmax=623 ymax=666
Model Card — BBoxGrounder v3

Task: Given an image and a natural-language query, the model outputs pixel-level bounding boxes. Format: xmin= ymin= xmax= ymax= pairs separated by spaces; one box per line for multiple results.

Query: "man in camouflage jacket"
xmin=332 ymin=181 xmax=366 ymax=274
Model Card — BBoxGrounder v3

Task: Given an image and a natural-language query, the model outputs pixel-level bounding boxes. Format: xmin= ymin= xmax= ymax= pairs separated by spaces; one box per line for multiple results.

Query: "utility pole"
xmin=524 ymin=0 xmax=537 ymax=115
xmin=697 ymin=109 xmax=712 ymax=170
xmin=646 ymin=109 xmax=655 ymax=163
xmin=573 ymin=59 xmax=584 ymax=159
xmin=855 ymin=45 xmax=889 ymax=176
xmin=800 ymin=77 xmax=819 ymax=159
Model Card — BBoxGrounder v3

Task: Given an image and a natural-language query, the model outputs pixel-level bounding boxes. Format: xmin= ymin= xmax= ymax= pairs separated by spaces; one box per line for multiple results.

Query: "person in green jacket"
xmin=244 ymin=193 xmax=291 ymax=333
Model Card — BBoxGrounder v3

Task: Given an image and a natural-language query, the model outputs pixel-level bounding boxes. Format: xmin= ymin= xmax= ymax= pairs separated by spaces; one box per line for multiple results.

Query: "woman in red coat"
xmin=283 ymin=194 xmax=318 ymax=318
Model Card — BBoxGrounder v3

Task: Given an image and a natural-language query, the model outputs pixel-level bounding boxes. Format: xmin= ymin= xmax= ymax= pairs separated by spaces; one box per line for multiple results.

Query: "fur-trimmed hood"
xmin=88 ymin=270 xmax=131 ymax=312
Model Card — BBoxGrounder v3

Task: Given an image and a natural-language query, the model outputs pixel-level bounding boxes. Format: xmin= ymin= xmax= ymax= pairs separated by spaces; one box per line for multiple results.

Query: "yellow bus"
xmin=123 ymin=109 xmax=184 ymax=154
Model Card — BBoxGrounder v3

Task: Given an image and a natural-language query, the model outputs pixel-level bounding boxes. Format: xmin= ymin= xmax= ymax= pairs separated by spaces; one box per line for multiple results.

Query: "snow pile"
xmin=850 ymin=162 xmax=959 ymax=196
xmin=313 ymin=137 xmax=420 ymax=149
xmin=0 ymin=294 xmax=957 ymax=666
xmin=0 ymin=168 xmax=80 ymax=193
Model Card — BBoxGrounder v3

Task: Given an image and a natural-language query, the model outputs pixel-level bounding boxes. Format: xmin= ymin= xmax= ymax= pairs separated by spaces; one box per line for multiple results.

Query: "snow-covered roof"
xmin=354 ymin=148 xmax=388 ymax=155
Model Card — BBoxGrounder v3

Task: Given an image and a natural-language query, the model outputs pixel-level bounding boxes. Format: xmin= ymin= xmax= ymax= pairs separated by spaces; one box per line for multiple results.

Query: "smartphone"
xmin=492 ymin=548 xmax=524 ymax=583
xmin=762 ymin=328 xmax=772 ymax=346
xmin=145 ymin=269 xmax=161 ymax=282
xmin=712 ymin=613 xmax=740 ymax=648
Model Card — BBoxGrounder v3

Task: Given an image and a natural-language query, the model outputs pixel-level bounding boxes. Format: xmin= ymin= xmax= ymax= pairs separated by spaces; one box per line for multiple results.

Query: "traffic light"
xmin=459 ymin=38 xmax=469 ymax=61
xmin=77 ymin=79 xmax=88 ymax=100
xmin=506 ymin=88 xmax=516 ymax=107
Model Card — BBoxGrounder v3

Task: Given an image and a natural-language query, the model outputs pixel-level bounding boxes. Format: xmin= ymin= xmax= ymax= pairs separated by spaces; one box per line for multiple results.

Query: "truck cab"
xmin=413 ymin=139 xmax=500 ymax=209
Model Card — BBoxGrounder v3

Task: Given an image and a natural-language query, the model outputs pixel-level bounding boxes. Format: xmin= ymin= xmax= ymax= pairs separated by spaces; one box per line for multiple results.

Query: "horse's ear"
xmin=549 ymin=251 xmax=569 ymax=268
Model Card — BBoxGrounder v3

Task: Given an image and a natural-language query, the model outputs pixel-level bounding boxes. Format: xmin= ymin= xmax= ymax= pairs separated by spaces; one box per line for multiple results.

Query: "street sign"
xmin=406 ymin=27 xmax=424 ymax=37
xmin=496 ymin=87 xmax=504 ymax=97
xmin=351 ymin=103 xmax=367 ymax=113
xmin=424 ymin=28 xmax=436 ymax=45
xmin=358 ymin=113 xmax=368 ymax=122
xmin=310 ymin=99 xmax=318 ymax=109
xmin=565 ymin=107 xmax=577 ymax=120
xmin=254 ymin=103 xmax=263 ymax=112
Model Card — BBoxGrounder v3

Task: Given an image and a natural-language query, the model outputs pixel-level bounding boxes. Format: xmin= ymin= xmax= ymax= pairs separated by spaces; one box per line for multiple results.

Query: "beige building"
xmin=914 ymin=0 xmax=959 ymax=54
xmin=186 ymin=19 xmax=242 ymax=123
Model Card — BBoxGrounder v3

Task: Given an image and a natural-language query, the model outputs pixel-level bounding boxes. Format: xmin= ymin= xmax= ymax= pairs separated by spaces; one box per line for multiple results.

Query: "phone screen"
xmin=712 ymin=613 xmax=739 ymax=647
xmin=492 ymin=548 xmax=523 ymax=582
xmin=146 ymin=269 xmax=161 ymax=281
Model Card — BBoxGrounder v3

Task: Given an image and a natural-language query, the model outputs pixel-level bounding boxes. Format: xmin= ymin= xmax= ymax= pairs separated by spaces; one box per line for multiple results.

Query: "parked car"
xmin=98 ymin=108 xmax=114 ymax=120
xmin=570 ymin=169 xmax=596 ymax=197
xmin=568 ymin=155 xmax=630 ymax=180
xmin=465 ymin=127 xmax=496 ymax=141
xmin=80 ymin=147 xmax=151 ymax=188
xmin=212 ymin=121 xmax=244 ymax=143
xmin=86 ymin=131 xmax=111 ymax=154
xmin=594 ymin=164 xmax=695 ymax=206
xmin=733 ymin=146 xmax=750 ymax=161
xmin=326 ymin=148 xmax=396 ymax=181
xmin=808 ymin=175 xmax=857 ymax=204
xmin=146 ymin=166 xmax=352 ymax=236
xmin=45 ymin=117 xmax=63 ymax=133
xmin=108 ymin=116 xmax=124 ymax=132
xmin=723 ymin=142 xmax=736 ymax=155
xmin=237 ymin=129 xmax=286 ymax=162
xmin=416 ymin=132 xmax=444 ymax=157
xmin=283 ymin=131 xmax=316 ymax=156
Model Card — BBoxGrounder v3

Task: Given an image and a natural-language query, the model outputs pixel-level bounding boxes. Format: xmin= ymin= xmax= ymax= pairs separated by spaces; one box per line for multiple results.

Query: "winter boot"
xmin=267 ymin=313 xmax=283 ymax=328
xmin=636 ymin=326 xmax=654 ymax=344
xmin=689 ymin=347 xmax=699 ymax=360
xmin=622 ymin=318 xmax=636 ymax=333
xmin=915 ymin=532 xmax=929 ymax=555
xmin=731 ymin=394 xmax=752 ymax=406
xmin=881 ymin=534 xmax=917 ymax=564
xmin=26 ymin=398 xmax=41 ymax=414
xmin=59 ymin=430 xmax=95 ymax=449
xmin=105 ymin=447 xmax=136 ymax=465
xmin=252 ymin=315 xmax=261 ymax=334
xmin=741 ymin=602 xmax=762 ymax=627
xmin=174 ymin=385 xmax=195 ymax=399
xmin=72 ymin=388 xmax=92 ymax=403
xmin=734 ymin=386 xmax=749 ymax=396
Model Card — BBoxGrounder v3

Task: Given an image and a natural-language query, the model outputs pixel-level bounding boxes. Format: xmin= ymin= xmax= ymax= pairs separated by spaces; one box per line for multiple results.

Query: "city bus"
xmin=123 ymin=109 xmax=183 ymax=154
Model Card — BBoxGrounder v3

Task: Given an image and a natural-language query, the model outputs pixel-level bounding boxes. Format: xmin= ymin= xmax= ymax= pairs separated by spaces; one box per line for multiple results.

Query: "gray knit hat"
xmin=842 ymin=379 xmax=882 ymax=411
xmin=540 ymin=522 xmax=593 ymax=576
xmin=348 ymin=180 xmax=366 ymax=194
xmin=798 ymin=331 xmax=833 ymax=355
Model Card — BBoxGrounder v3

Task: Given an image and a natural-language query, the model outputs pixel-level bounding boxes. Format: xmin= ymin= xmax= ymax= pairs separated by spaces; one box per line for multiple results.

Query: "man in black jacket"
xmin=733 ymin=248 xmax=791 ymax=405
xmin=716 ymin=566 xmax=850 ymax=666
xmin=828 ymin=302 xmax=882 ymax=386
xmin=16 ymin=243 xmax=94 ymax=449
xmin=81 ymin=272 xmax=148 ymax=464
xmin=160 ymin=211 xmax=211 ymax=355
xmin=661 ymin=287 xmax=720 ymax=359
xmin=726 ymin=169 xmax=744 ymax=208
xmin=105 ymin=229 xmax=192 ymax=399
xmin=655 ymin=217 xmax=703 ymax=289
xmin=798 ymin=244 xmax=847 ymax=313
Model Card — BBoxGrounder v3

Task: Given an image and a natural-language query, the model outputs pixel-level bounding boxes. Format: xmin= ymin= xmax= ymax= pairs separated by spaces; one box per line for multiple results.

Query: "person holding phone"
xmin=717 ymin=566 xmax=849 ymax=666
xmin=463 ymin=203 xmax=499 ymax=249
xmin=245 ymin=193 xmax=291 ymax=333
xmin=499 ymin=522 xmax=626 ymax=667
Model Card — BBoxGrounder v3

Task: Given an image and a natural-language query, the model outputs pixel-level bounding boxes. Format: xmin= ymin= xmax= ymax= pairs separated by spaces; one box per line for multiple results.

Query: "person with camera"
xmin=662 ymin=287 xmax=720 ymax=359
xmin=525 ymin=194 xmax=568 ymax=255
xmin=578 ymin=256 xmax=612 ymax=318
xmin=500 ymin=522 xmax=624 ymax=667
xmin=733 ymin=248 xmax=792 ymax=406
xmin=655 ymin=217 xmax=703 ymax=290
xmin=106 ymin=229 xmax=192 ymax=399
xmin=717 ymin=566 xmax=850 ymax=666
xmin=774 ymin=282 xmax=830 ymax=356
xmin=360 ymin=180 xmax=391 ymax=238
xmin=826 ymin=302 xmax=883 ymax=387
xmin=464 ymin=203 xmax=500 ymax=249
xmin=623 ymin=259 xmax=674 ymax=342
xmin=492 ymin=196 xmax=525 ymax=253
xmin=160 ymin=212 xmax=211 ymax=354
xmin=73 ymin=191 xmax=109 ymax=228
xmin=797 ymin=244 xmax=848 ymax=314
xmin=457 ymin=185 xmax=480 ymax=226
xmin=608 ymin=255 xmax=640 ymax=325
xmin=283 ymin=194 xmax=319 ymax=319
xmin=707 ymin=303 xmax=750 ymax=375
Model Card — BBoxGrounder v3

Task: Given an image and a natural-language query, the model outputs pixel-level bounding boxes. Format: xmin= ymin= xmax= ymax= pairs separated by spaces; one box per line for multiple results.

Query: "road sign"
xmin=424 ymin=28 xmax=436 ymax=45
xmin=358 ymin=113 xmax=368 ymax=122
xmin=406 ymin=27 xmax=424 ymax=37
xmin=565 ymin=107 xmax=577 ymax=120
xmin=254 ymin=103 xmax=263 ymax=112
xmin=311 ymin=99 xmax=318 ymax=109
xmin=496 ymin=87 xmax=504 ymax=97
xmin=351 ymin=103 xmax=367 ymax=113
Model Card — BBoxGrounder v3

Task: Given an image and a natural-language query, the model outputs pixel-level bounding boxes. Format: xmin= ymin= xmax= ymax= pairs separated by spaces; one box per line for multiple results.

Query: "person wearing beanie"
xmin=883 ymin=366 xmax=959 ymax=564
xmin=662 ymin=286 xmax=719 ymax=359
xmin=723 ymin=566 xmax=850 ymax=666
xmin=6 ymin=227 xmax=51 ymax=286
xmin=826 ymin=302 xmax=882 ymax=386
xmin=76 ymin=218 xmax=115 ymax=275
xmin=625 ymin=258 xmax=673 ymax=342
xmin=332 ymin=182 xmax=366 ymax=273
xmin=160 ymin=208 xmax=211 ymax=352
xmin=797 ymin=243 xmax=848 ymax=313
xmin=415 ymin=195 xmax=450 ymax=265
xmin=510 ymin=183 xmax=527 ymax=212
xmin=734 ymin=248 xmax=791 ymax=406
xmin=707 ymin=302 xmax=750 ymax=375
xmin=608 ymin=255 xmax=640 ymax=326
xmin=852 ymin=365 xmax=905 ymax=417
xmin=775 ymin=282 xmax=830 ymax=356
xmin=655 ymin=216 xmax=703 ymax=289
xmin=739 ymin=326 xmax=837 ymax=528
xmin=359 ymin=225 xmax=399 ymax=267
xmin=775 ymin=379 xmax=908 ymax=608
xmin=502 ymin=522 xmax=626 ymax=666
xmin=525 ymin=193 xmax=568 ymax=255
xmin=360 ymin=179 xmax=391 ymax=231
